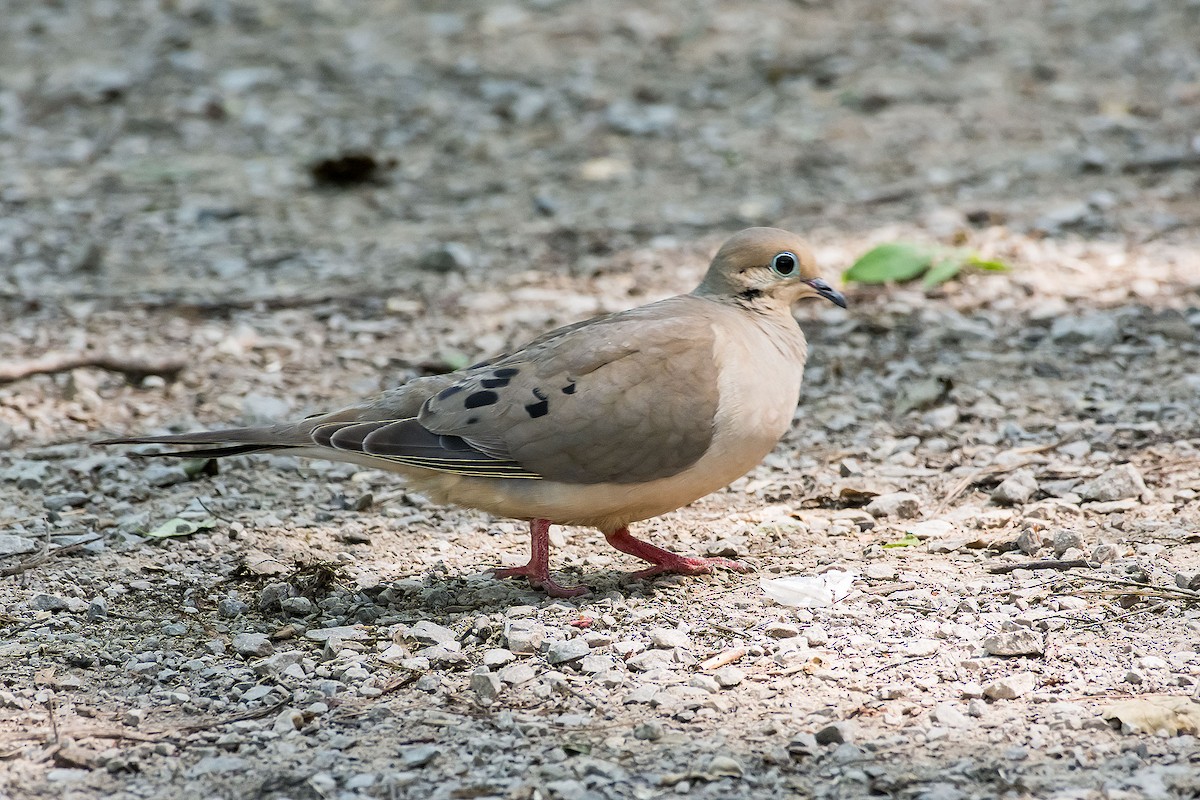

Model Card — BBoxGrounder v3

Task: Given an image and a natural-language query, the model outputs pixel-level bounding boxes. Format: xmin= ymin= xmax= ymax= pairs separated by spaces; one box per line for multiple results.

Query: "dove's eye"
xmin=770 ymin=252 xmax=798 ymax=277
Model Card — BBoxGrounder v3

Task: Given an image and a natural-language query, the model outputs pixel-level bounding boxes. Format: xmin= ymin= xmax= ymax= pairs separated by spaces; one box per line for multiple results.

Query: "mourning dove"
xmin=98 ymin=228 xmax=846 ymax=596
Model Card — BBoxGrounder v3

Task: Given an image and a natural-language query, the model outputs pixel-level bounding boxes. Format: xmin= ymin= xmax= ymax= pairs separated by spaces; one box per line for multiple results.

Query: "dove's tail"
xmin=93 ymin=426 xmax=306 ymax=459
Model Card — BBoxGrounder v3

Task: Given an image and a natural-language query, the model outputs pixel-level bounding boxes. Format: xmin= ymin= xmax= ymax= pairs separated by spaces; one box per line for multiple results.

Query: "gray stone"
xmin=1049 ymin=312 xmax=1119 ymax=346
xmin=218 ymin=598 xmax=249 ymax=618
xmin=408 ymin=620 xmax=457 ymax=646
xmin=866 ymin=492 xmax=920 ymax=519
xmin=280 ymin=596 xmax=314 ymax=616
xmin=992 ymin=470 xmax=1038 ymax=505
xmin=503 ymin=621 xmax=545 ymax=654
xmin=306 ymin=625 xmax=367 ymax=642
xmin=714 ymin=666 xmax=745 ymax=688
xmin=546 ymin=638 xmax=590 ymax=665
xmin=272 ymin=707 xmax=303 ymax=733
xmin=1015 ymin=528 xmax=1045 ymax=556
xmin=580 ymin=654 xmax=616 ymax=674
xmin=398 ymin=744 xmax=440 ymax=768
xmin=787 ymin=732 xmax=820 ymax=757
xmin=482 ymin=648 xmax=516 ymax=668
xmin=932 ymin=702 xmax=971 ymax=727
xmin=0 ymin=534 xmax=36 ymax=556
xmin=30 ymin=593 xmax=70 ymax=611
xmin=984 ymin=672 xmax=1037 ymax=699
xmin=632 ymin=722 xmax=663 ymax=741
xmin=765 ymin=621 xmax=801 ymax=639
xmin=814 ymin=721 xmax=855 ymax=745
xmin=1052 ymin=530 xmax=1084 ymax=557
xmin=626 ymin=650 xmax=674 ymax=672
xmin=1077 ymin=464 xmax=1146 ymax=502
xmin=231 ymin=632 xmax=273 ymax=658
xmin=983 ymin=630 xmax=1044 ymax=656
xmin=257 ymin=582 xmax=297 ymax=612
xmin=87 ymin=596 xmax=108 ymax=621
xmin=256 ymin=650 xmax=304 ymax=675
xmin=649 ymin=628 xmax=691 ymax=649
xmin=143 ymin=464 xmax=191 ymax=487
xmin=498 ymin=661 xmax=538 ymax=685
xmin=470 ymin=669 xmax=502 ymax=703
xmin=921 ymin=405 xmax=960 ymax=432
xmin=43 ymin=492 xmax=90 ymax=511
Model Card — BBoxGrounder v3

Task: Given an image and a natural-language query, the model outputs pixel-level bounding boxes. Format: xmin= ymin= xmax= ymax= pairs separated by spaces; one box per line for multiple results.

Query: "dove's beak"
xmin=806 ymin=278 xmax=847 ymax=308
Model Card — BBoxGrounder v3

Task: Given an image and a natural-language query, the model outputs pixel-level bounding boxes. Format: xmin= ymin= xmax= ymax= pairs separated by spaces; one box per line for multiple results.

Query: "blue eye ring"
xmin=770 ymin=251 xmax=798 ymax=277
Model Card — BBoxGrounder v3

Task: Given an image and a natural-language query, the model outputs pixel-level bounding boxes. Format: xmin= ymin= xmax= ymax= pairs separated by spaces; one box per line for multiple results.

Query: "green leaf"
xmin=438 ymin=349 xmax=472 ymax=371
xmin=922 ymin=256 xmax=965 ymax=287
xmin=143 ymin=517 xmax=217 ymax=539
xmin=882 ymin=532 xmax=921 ymax=549
xmin=966 ymin=255 xmax=1010 ymax=272
xmin=843 ymin=244 xmax=932 ymax=284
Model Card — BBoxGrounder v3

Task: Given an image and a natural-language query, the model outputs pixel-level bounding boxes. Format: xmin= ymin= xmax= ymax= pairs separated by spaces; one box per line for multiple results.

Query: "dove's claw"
xmin=490 ymin=518 xmax=589 ymax=597
xmin=604 ymin=527 xmax=750 ymax=580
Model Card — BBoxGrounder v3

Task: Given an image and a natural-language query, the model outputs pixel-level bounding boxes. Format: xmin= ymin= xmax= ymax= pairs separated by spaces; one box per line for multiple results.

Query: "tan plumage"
xmin=98 ymin=227 xmax=846 ymax=596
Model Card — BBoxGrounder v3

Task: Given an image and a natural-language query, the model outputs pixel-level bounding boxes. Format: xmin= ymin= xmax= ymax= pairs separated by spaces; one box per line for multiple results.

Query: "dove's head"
xmin=694 ymin=227 xmax=846 ymax=310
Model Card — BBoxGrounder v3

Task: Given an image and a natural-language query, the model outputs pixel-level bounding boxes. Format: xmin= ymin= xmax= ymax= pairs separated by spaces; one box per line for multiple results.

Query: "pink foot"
xmin=491 ymin=518 xmax=589 ymax=598
xmin=604 ymin=527 xmax=750 ymax=581
xmin=491 ymin=563 xmax=589 ymax=598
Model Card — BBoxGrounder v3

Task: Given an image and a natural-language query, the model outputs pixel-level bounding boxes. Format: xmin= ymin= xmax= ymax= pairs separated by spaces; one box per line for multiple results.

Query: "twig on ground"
xmin=0 ymin=533 xmax=106 ymax=577
xmin=1074 ymin=574 xmax=1200 ymax=602
xmin=700 ymin=647 xmax=748 ymax=671
xmin=0 ymin=532 xmax=51 ymax=577
xmin=868 ymin=653 xmax=940 ymax=676
xmin=166 ymin=699 xmax=291 ymax=735
xmin=988 ymin=559 xmax=1091 ymax=574
xmin=0 ymin=352 xmax=186 ymax=385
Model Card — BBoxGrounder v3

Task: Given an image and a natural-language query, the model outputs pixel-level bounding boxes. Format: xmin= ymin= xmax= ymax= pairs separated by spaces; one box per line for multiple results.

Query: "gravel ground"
xmin=3 ymin=2 xmax=1200 ymax=799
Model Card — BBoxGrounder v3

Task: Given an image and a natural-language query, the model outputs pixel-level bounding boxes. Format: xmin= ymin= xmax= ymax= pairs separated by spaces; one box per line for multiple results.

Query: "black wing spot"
xmin=437 ymin=385 xmax=464 ymax=400
xmin=493 ymin=367 xmax=520 ymax=378
xmin=479 ymin=377 xmax=511 ymax=389
xmin=464 ymin=390 xmax=499 ymax=409
xmin=466 ymin=416 xmax=479 ymax=425
xmin=525 ymin=400 xmax=549 ymax=419
xmin=561 ymin=382 xmax=576 ymax=395
xmin=532 ymin=387 xmax=547 ymax=401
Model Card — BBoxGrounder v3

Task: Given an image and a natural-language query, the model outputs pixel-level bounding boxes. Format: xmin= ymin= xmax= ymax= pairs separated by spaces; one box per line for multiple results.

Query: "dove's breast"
xmin=401 ymin=308 xmax=809 ymax=532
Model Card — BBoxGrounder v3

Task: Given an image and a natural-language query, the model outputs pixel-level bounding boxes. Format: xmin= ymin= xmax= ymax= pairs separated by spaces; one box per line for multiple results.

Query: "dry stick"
xmin=1075 ymin=574 xmax=1200 ymax=602
xmin=868 ymin=652 xmax=940 ymax=677
xmin=11 ymin=700 xmax=299 ymax=745
xmin=0 ymin=532 xmax=51 ymax=577
xmin=0 ymin=533 xmax=105 ymax=577
xmin=988 ymin=559 xmax=1091 ymax=574
xmin=0 ymin=352 xmax=187 ymax=385
xmin=700 ymin=647 xmax=749 ymax=671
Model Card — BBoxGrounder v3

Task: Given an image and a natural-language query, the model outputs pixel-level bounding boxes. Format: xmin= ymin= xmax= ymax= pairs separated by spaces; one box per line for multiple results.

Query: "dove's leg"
xmin=491 ymin=518 xmax=588 ymax=598
xmin=603 ymin=527 xmax=748 ymax=579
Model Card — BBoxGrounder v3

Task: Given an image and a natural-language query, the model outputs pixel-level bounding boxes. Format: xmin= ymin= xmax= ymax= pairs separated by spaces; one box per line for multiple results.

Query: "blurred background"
xmin=1 ymin=0 xmax=1198 ymax=304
